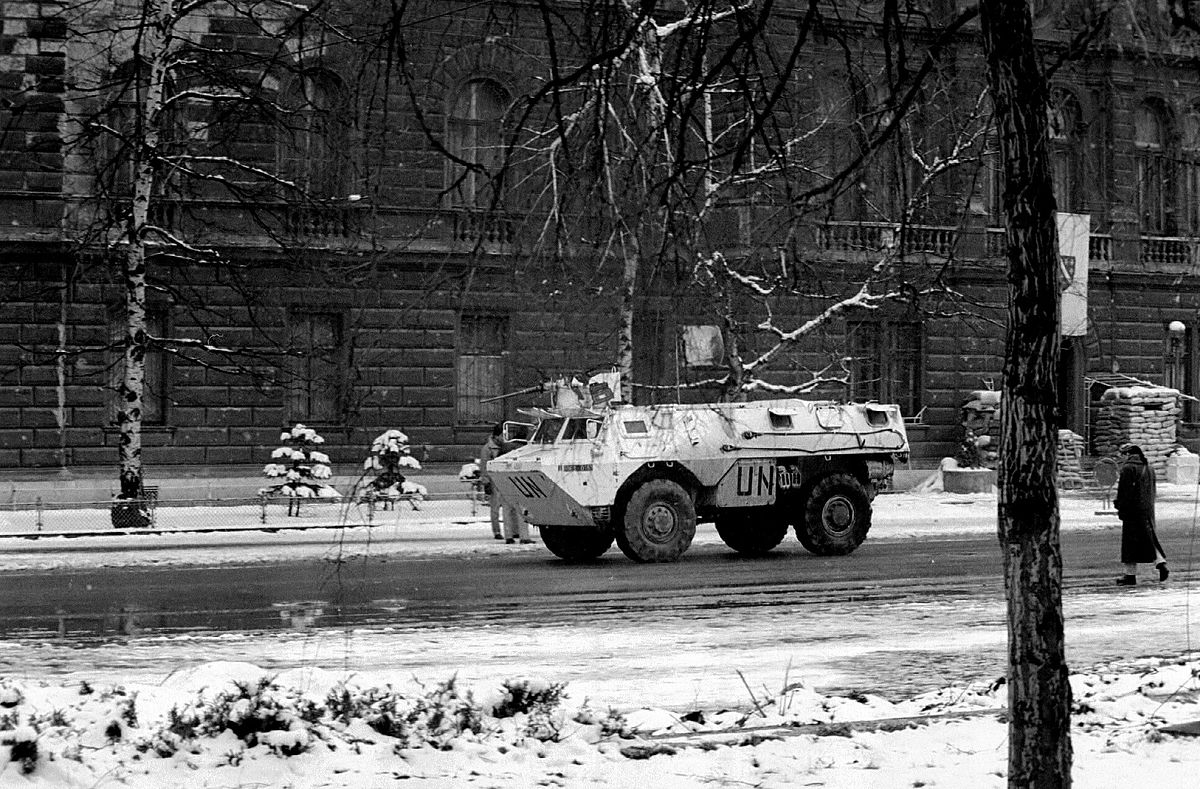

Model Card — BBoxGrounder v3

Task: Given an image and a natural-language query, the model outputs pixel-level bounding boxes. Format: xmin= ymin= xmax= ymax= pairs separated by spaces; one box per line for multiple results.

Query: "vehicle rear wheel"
xmin=538 ymin=524 xmax=614 ymax=562
xmin=714 ymin=509 xmax=788 ymax=556
xmin=616 ymin=479 xmax=696 ymax=562
xmin=797 ymin=473 xmax=871 ymax=556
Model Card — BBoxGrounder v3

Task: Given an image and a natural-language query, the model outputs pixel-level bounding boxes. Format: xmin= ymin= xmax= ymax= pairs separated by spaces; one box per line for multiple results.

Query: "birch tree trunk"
xmin=117 ymin=0 xmax=172 ymax=501
xmin=980 ymin=2 xmax=1072 ymax=786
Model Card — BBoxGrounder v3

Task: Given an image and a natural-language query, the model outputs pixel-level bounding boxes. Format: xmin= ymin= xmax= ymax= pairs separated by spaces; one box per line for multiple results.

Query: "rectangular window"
xmin=456 ymin=313 xmax=507 ymax=424
xmin=107 ymin=306 xmax=169 ymax=425
xmin=287 ymin=311 xmax=345 ymax=423
xmin=1139 ymin=152 xmax=1171 ymax=234
xmin=847 ymin=320 xmax=922 ymax=419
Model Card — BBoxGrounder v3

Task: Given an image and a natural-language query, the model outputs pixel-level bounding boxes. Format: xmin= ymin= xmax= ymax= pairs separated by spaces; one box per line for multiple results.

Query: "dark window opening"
xmin=847 ymin=320 xmax=923 ymax=419
xmin=446 ymin=79 xmax=510 ymax=208
xmin=287 ymin=311 xmax=345 ymax=423
xmin=456 ymin=313 xmax=507 ymax=424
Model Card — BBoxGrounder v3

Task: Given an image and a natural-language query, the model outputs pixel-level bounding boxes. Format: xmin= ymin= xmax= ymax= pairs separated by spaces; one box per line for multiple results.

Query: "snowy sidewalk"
xmin=3 ymin=485 xmax=1199 ymax=572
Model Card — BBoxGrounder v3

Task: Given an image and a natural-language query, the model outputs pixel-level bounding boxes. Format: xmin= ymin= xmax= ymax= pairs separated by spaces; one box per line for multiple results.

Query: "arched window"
xmin=277 ymin=70 xmax=350 ymax=199
xmin=446 ymin=78 xmax=510 ymax=207
xmin=1047 ymin=90 xmax=1082 ymax=212
xmin=1136 ymin=101 xmax=1173 ymax=234
xmin=102 ymin=60 xmax=178 ymax=198
xmin=1181 ymin=109 xmax=1200 ymax=235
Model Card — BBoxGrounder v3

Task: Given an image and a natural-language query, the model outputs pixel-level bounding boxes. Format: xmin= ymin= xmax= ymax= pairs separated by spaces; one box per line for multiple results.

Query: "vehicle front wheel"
xmin=538 ymin=524 xmax=614 ymax=562
xmin=616 ymin=479 xmax=696 ymax=562
xmin=714 ymin=509 xmax=788 ymax=556
xmin=797 ymin=473 xmax=872 ymax=556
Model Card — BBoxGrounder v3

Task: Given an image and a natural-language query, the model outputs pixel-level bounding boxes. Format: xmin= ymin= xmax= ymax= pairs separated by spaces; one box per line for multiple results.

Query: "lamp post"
xmin=1168 ymin=320 xmax=1187 ymax=391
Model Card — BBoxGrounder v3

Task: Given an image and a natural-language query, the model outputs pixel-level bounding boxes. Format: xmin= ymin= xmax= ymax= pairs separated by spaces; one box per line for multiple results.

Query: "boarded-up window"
xmin=107 ymin=306 xmax=169 ymax=425
xmin=457 ymin=313 xmax=507 ymax=424
xmin=287 ymin=311 xmax=344 ymax=422
xmin=847 ymin=320 xmax=922 ymax=418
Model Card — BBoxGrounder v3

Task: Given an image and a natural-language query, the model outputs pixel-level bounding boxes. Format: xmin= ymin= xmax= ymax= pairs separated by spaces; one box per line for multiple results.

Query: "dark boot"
xmin=1158 ymin=563 xmax=1170 ymax=582
xmin=1116 ymin=575 xmax=1137 ymax=586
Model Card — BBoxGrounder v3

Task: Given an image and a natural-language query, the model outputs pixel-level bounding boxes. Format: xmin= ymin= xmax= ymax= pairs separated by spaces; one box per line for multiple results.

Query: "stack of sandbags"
xmin=1093 ymin=386 xmax=1181 ymax=478
xmin=1057 ymin=429 xmax=1085 ymax=488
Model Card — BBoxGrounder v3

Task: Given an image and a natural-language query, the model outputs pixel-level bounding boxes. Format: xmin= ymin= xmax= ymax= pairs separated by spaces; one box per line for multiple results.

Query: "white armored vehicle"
xmin=485 ymin=398 xmax=910 ymax=563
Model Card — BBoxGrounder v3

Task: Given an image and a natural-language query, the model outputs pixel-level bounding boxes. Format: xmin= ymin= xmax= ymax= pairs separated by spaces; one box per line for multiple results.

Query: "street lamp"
xmin=1167 ymin=320 xmax=1187 ymax=391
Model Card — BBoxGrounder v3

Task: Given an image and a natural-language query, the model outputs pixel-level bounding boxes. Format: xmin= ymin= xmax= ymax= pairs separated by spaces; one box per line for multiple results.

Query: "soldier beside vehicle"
xmin=480 ymin=422 xmax=533 ymax=544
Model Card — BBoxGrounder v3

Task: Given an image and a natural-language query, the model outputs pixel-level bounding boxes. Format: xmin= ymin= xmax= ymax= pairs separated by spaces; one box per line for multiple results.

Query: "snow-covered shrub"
xmin=324 ymin=678 xmax=483 ymax=750
xmin=140 ymin=677 xmax=312 ymax=757
xmin=361 ymin=429 xmax=426 ymax=509
xmin=482 ymin=678 xmax=570 ymax=742
xmin=4 ymin=725 xmax=38 ymax=773
xmin=0 ymin=680 xmax=23 ymax=708
xmin=487 ymin=678 xmax=566 ymax=719
xmin=401 ymin=677 xmax=484 ymax=749
xmin=572 ymin=703 xmax=631 ymax=738
xmin=458 ymin=460 xmax=480 ymax=481
xmin=261 ymin=424 xmax=341 ymax=513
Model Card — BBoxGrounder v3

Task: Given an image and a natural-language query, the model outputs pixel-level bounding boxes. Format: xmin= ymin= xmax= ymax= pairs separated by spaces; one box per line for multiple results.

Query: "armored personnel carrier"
xmin=485 ymin=398 xmax=909 ymax=563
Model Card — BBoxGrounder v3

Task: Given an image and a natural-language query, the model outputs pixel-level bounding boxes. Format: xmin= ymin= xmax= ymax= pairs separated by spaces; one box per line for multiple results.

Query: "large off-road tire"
xmin=538 ymin=524 xmax=614 ymax=563
xmin=797 ymin=473 xmax=872 ymax=556
xmin=616 ymin=479 xmax=696 ymax=563
xmin=714 ymin=509 xmax=788 ymax=557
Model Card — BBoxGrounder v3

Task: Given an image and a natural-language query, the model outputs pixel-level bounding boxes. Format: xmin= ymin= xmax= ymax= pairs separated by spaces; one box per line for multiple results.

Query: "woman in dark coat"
xmin=1114 ymin=444 xmax=1168 ymax=585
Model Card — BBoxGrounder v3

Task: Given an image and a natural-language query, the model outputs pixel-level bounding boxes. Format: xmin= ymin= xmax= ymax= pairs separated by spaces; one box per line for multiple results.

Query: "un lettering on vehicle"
xmin=510 ymin=475 xmax=549 ymax=498
xmin=716 ymin=460 xmax=778 ymax=506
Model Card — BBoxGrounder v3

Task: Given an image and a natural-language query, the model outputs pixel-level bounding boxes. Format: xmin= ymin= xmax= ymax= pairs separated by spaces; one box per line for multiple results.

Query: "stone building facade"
xmin=4 ymin=1 xmax=1200 ymax=474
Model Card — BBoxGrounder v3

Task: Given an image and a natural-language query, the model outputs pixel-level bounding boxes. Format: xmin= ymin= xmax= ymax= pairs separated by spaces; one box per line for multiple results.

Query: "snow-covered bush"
xmin=572 ymin=702 xmax=632 ymax=738
xmin=484 ymin=678 xmax=569 ymax=741
xmin=140 ymin=677 xmax=311 ymax=758
xmin=487 ymin=678 xmax=566 ymax=719
xmin=3 ymin=725 xmax=39 ymax=774
xmin=361 ymin=429 xmax=426 ymax=509
xmin=1 ymin=680 xmax=24 ymax=708
xmin=261 ymin=424 xmax=341 ymax=514
xmin=324 ymin=677 xmax=484 ymax=750
xmin=458 ymin=460 xmax=480 ymax=481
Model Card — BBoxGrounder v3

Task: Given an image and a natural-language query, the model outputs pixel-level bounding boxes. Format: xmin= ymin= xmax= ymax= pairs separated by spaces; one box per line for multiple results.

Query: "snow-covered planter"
xmin=360 ymin=429 xmax=426 ymax=512
xmin=260 ymin=424 xmax=341 ymax=516
xmin=942 ymin=458 xmax=997 ymax=494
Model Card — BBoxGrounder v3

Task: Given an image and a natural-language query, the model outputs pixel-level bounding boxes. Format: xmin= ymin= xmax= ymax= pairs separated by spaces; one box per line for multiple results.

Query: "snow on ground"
xmin=1 ymin=654 xmax=1199 ymax=787
xmin=3 ymin=486 xmax=1200 ymax=785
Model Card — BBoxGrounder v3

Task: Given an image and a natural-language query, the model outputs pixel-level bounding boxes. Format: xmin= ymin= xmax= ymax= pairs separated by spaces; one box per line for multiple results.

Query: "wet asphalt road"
xmin=0 ymin=517 xmax=1188 ymax=643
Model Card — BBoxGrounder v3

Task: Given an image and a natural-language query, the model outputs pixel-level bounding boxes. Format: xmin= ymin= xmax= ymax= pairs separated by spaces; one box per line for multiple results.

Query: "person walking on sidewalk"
xmin=1115 ymin=443 xmax=1169 ymax=586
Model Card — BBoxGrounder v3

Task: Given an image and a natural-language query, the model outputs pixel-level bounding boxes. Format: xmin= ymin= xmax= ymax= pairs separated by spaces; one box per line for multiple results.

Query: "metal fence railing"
xmin=0 ymin=491 xmax=490 ymax=535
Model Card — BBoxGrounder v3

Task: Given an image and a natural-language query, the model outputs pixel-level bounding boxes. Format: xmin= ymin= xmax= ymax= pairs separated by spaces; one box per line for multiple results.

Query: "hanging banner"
xmin=1057 ymin=212 xmax=1090 ymax=337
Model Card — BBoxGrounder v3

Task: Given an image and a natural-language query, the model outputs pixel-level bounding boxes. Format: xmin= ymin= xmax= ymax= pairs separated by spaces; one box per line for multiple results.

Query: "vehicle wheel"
xmin=616 ymin=479 xmax=696 ymax=562
xmin=798 ymin=473 xmax=872 ymax=556
xmin=714 ymin=509 xmax=788 ymax=556
xmin=538 ymin=524 xmax=614 ymax=562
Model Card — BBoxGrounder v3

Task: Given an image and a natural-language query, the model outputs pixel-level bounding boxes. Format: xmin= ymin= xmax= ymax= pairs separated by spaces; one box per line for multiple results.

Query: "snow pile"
xmin=2 ymin=658 xmax=1199 ymax=787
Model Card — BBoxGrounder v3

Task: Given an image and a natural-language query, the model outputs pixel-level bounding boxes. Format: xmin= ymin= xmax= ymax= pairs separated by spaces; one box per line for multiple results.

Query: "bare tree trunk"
xmin=55 ymin=259 xmax=72 ymax=472
xmin=117 ymin=0 xmax=171 ymax=500
xmin=616 ymin=246 xmax=637 ymax=403
xmin=980 ymin=2 xmax=1072 ymax=786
